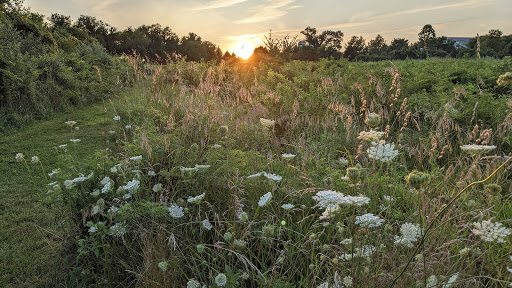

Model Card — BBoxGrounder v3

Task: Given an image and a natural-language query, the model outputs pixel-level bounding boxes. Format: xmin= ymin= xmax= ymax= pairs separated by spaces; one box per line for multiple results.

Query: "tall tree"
xmin=418 ymin=24 xmax=436 ymax=58
xmin=344 ymin=36 xmax=365 ymax=61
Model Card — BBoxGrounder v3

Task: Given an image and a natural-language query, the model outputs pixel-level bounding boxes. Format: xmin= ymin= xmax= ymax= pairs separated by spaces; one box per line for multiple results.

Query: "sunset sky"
xmin=24 ymin=0 xmax=512 ymax=56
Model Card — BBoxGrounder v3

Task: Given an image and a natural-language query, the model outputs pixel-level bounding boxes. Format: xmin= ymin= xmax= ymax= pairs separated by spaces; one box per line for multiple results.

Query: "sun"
xmin=232 ymin=41 xmax=255 ymax=60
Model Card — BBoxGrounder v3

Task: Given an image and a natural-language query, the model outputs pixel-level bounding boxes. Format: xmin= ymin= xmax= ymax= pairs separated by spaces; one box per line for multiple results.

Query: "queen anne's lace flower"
xmin=186 ymin=279 xmax=201 ymax=288
xmin=471 ymin=220 xmax=511 ymax=243
xmin=109 ymin=222 xmax=128 ymax=237
xmin=168 ymin=204 xmax=184 ymax=218
xmin=313 ymin=190 xmax=370 ymax=209
xmin=202 ymin=219 xmax=213 ymax=230
xmin=460 ymin=144 xmax=496 ymax=155
xmin=188 ymin=193 xmax=205 ymax=204
xmin=122 ymin=179 xmax=140 ymax=194
xmin=70 ymin=139 xmax=81 ymax=143
xmin=358 ymin=130 xmax=385 ymax=142
xmin=343 ymin=276 xmax=353 ymax=287
xmin=281 ymin=203 xmax=294 ymax=210
xmin=394 ymin=223 xmax=422 ymax=247
xmin=282 ymin=153 xmax=296 ymax=159
xmin=247 ymin=172 xmax=282 ymax=181
xmin=367 ymin=141 xmax=399 ymax=162
xmin=259 ymin=118 xmax=275 ymax=129
xmin=355 ymin=213 xmax=385 ymax=228
xmin=258 ymin=192 xmax=272 ymax=207
xmin=215 ymin=273 xmax=227 ymax=287
xmin=340 ymin=245 xmax=376 ymax=261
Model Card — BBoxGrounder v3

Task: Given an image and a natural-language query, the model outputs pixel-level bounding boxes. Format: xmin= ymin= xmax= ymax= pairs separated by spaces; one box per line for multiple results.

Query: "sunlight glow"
xmin=232 ymin=41 xmax=255 ymax=59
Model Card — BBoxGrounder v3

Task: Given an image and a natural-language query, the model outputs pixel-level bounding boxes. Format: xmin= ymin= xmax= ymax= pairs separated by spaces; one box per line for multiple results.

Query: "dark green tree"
xmin=343 ymin=35 xmax=365 ymax=61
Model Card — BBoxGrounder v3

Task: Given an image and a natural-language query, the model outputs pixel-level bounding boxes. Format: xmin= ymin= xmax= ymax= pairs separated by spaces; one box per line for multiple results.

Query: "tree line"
xmin=247 ymin=25 xmax=512 ymax=63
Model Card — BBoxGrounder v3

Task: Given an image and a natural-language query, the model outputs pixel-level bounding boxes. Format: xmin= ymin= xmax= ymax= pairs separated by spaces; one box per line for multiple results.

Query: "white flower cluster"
xmin=64 ymin=172 xmax=94 ymax=189
xmin=358 ymin=130 xmax=385 ymax=142
xmin=394 ymin=222 xmax=422 ymax=247
xmin=101 ymin=176 xmax=113 ymax=194
xmin=355 ymin=213 xmax=385 ymax=228
xmin=247 ymin=172 xmax=282 ymax=181
xmin=312 ymin=190 xmax=370 ymax=209
xmin=186 ymin=279 xmax=201 ymax=288
xmin=168 ymin=204 xmax=184 ymax=218
xmin=215 ymin=273 xmax=227 ymax=287
xmin=180 ymin=164 xmax=211 ymax=173
xmin=339 ymin=245 xmax=376 ymax=261
xmin=69 ymin=139 xmax=81 ymax=143
xmin=188 ymin=193 xmax=206 ymax=204
xmin=259 ymin=118 xmax=275 ymax=129
xmin=202 ymin=219 xmax=213 ymax=230
xmin=258 ymin=192 xmax=272 ymax=207
xmin=121 ymin=179 xmax=140 ymax=194
xmin=129 ymin=155 xmax=142 ymax=161
xmin=109 ymin=222 xmax=128 ymax=237
xmin=281 ymin=203 xmax=294 ymax=210
xmin=471 ymin=220 xmax=511 ymax=243
xmin=367 ymin=141 xmax=399 ymax=162
xmin=460 ymin=144 xmax=496 ymax=155
xmin=282 ymin=153 xmax=296 ymax=159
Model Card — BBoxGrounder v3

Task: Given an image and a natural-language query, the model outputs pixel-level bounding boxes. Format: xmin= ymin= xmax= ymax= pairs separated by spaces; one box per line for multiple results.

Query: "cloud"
xmin=192 ymin=0 xmax=249 ymax=10
xmin=235 ymin=0 xmax=296 ymax=24
xmin=90 ymin=0 xmax=121 ymax=15
xmin=319 ymin=0 xmax=493 ymax=31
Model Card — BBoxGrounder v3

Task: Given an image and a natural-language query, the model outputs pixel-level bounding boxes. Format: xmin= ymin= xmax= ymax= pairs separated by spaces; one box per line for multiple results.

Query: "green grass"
xmin=0 ymin=85 xmax=142 ymax=286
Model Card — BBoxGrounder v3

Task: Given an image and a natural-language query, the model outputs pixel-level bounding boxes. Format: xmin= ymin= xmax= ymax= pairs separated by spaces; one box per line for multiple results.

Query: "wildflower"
xmin=147 ymin=170 xmax=156 ymax=176
xmin=168 ymin=204 xmax=184 ymax=218
xmin=109 ymin=222 xmax=128 ymax=237
xmin=319 ymin=206 xmax=339 ymax=220
xmin=194 ymin=164 xmax=210 ymax=169
xmin=233 ymin=239 xmax=247 ymax=249
xmin=129 ymin=155 xmax=142 ymax=161
xmin=406 ymin=170 xmax=430 ymax=190
xmin=282 ymin=153 xmax=296 ymax=159
xmin=343 ymin=276 xmax=353 ymax=287
xmin=122 ymin=179 xmax=140 ymax=194
xmin=247 ymin=172 xmax=282 ymax=181
xmin=123 ymin=193 xmax=132 ymax=200
xmin=125 ymin=124 xmax=132 ymax=130
xmin=212 ymin=144 xmax=222 ymax=148
xmin=341 ymin=238 xmax=352 ymax=245
xmin=88 ymin=226 xmax=97 ymax=233
xmin=316 ymin=282 xmax=329 ymax=288
xmin=70 ymin=139 xmax=81 ymax=143
xmin=340 ymin=245 xmax=376 ymax=261
xmin=367 ymin=141 xmax=399 ymax=162
xmin=196 ymin=244 xmax=206 ymax=253
xmin=157 ymin=261 xmax=168 ymax=271
xmin=365 ymin=112 xmax=381 ymax=128
xmin=358 ymin=130 xmax=385 ymax=142
xmin=281 ymin=203 xmax=294 ymax=210
xmin=383 ymin=195 xmax=393 ymax=202
xmin=313 ymin=190 xmax=370 ymax=209
xmin=186 ymin=279 xmax=201 ymax=288
xmin=113 ymin=116 xmax=120 ymax=121
xmin=443 ymin=273 xmax=459 ymax=288
xmin=260 ymin=118 xmax=275 ymax=129
xmin=108 ymin=130 xmax=115 ymax=135
xmin=15 ymin=153 xmax=24 ymax=162
xmin=426 ymin=275 xmax=438 ymax=288
xmin=394 ymin=223 xmax=422 ymax=247
xmin=153 ymin=183 xmax=163 ymax=193
xmin=355 ymin=213 xmax=385 ymax=228
xmin=108 ymin=206 xmax=119 ymax=214
xmin=337 ymin=157 xmax=349 ymax=166
xmin=238 ymin=211 xmax=249 ymax=222
xmin=65 ymin=120 xmax=77 ymax=126
xmin=471 ymin=220 xmax=511 ymax=243
xmin=31 ymin=156 xmax=40 ymax=163
xmin=497 ymin=72 xmax=512 ymax=85
xmin=200 ymin=219 xmax=212 ymax=231
xmin=101 ymin=177 xmax=113 ymax=193
xmin=258 ymin=192 xmax=272 ymax=207
xmin=215 ymin=273 xmax=227 ymax=287
xmin=460 ymin=144 xmax=496 ymax=155
xmin=262 ymin=224 xmax=275 ymax=238
xmin=188 ymin=193 xmax=205 ymax=204
xmin=64 ymin=180 xmax=74 ymax=189
xmin=459 ymin=247 xmax=471 ymax=255
xmin=180 ymin=166 xmax=199 ymax=173
xmin=58 ymin=144 xmax=67 ymax=149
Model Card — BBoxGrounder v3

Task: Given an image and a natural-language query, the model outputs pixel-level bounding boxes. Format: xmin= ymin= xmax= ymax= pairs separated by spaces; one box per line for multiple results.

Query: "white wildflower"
xmin=88 ymin=226 xmax=97 ymax=233
xmin=70 ymin=139 xmax=80 ymax=143
xmin=212 ymin=144 xmax=222 ymax=148
xmin=125 ymin=124 xmax=132 ymax=130
xmin=147 ymin=170 xmax=156 ymax=176
xmin=48 ymin=169 xmax=59 ymax=177
xmin=259 ymin=118 xmax=275 ymax=129
xmin=113 ymin=115 xmax=120 ymax=121
xmin=180 ymin=166 xmax=199 ymax=172
xmin=168 ymin=204 xmax=184 ymax=218
xmin=442 ymin=273 xmax=459 ymax=288
xmin=109 ymin=222 xmax=128 ymax=237
xmin=188 ymin=193 xmax=206 ymax=204
xmin=426 ymin=275 xmax=438 ymax=288
xmin=129 ymin=155 xmax=142 ymax=161
xmin=460 ymin=144 xmax=496 ymax=155
xmin=31 ymin=156 xmax=39 ymax=163
xmin=313 ymin=190 xmax=370 ymax=209
xmin=194 ymin=164 xmax=210 ymax=169
xmin=64 ymin=180 xmax=74 ymax=189
xmin=358 ymin=130 xmax=385 ymax=142
xmin=258 ymin=192 xmax=272 ymax=207
xmin=186 ymin=279 xmax=201 ymax=288
xmin=367 ymin=141 xmax=399 ymax=162
xmin=316 ymin=281 xmax=329 ymax=288
xmin=15 ymin=153 xmax=24 ymax=161
xmin=282 ymin=153 xmax=296 ymax=159
xmin=123 ymin=193 xmax=132 ymax=200
xmin=281 ymin=203 xmax=295 ymax=210
xmin=355 ymin=213 xmax=385 ymax=228
xmin=471 ymin=220 xmax=511 ymax=243
xmin=341 ymin=238 xmax=352 ymax=245
xmin=340 ymin=245 xmax=376 ymax=261
xmin=122 ymin=179 xmax=140 ymax=194
xmin=58 ymin=144 xmax=67 ymax=149
xmin=153 ymin=183 xmax=163 ymax=193
xmin=202 ymin=219 xmax=213 ymax=230
xmin=65 ymin=120 xmax=77 ymax=126
xmin=215 ymin=273 xmax=227 ymax=287
xmin=337 ymin=157 xmax=349 ymax=166
xmin=319 ymin=206 xmax=339 ymax=220
xmin=343 ymin=276 xmax=353 ymax=287
xmin=263 ymin=172 xmax=282 ymax=181
xmin=394 ymin=223 xmax=422 ymax=247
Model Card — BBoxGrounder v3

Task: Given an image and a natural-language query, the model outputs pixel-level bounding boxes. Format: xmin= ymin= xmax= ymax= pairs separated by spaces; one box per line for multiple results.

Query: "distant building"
xmin=447 ymin=37 xmax=473 ymax=49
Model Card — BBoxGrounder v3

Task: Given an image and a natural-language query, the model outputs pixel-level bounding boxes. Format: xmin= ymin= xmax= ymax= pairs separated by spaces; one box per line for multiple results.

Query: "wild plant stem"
xmin=389 ymin=156 xmax=512 ymax=287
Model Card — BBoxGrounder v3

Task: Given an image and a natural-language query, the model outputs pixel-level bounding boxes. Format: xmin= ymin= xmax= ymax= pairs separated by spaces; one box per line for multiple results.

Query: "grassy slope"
xmin=0 ymin=84 xmax=141 ymax=286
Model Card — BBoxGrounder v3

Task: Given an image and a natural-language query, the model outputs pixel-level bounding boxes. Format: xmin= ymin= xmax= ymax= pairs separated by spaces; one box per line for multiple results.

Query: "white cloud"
xmin=192 ymin=0 xmax=249 ymax=10
xmin=235 ymin=0 xmax=296 ymax=24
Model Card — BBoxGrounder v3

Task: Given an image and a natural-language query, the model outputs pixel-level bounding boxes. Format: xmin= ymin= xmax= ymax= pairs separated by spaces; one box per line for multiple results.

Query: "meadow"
xmin=3 ymin=57 xmax=512 ymax=287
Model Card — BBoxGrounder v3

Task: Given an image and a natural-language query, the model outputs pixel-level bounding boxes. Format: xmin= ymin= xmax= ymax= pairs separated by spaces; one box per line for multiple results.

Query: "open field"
xmin=2 ymin=58 xmax=512 ymax=287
